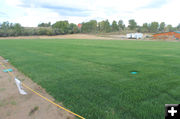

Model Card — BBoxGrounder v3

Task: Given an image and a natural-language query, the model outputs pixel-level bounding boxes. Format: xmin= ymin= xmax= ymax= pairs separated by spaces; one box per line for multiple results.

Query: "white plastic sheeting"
xmin=14 ymin=78 xmax=27 ymax=95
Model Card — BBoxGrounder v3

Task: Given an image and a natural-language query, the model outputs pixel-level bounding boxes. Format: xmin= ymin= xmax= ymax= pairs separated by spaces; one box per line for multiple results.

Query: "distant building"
xmin=126 ymin=33 xmax=143 ymax=39
xmin=78 ymin=23 xmax=82 ymax=29
xmin=153 ymin=31 xmax=180 ymax=40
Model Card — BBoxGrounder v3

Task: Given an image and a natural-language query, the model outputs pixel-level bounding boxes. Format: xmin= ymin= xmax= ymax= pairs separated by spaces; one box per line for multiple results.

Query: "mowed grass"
xmin=0 ymin=39 xmax=180 ymax=119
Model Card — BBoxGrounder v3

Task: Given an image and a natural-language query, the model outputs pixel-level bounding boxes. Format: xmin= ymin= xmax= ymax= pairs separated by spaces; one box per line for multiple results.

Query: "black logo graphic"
xmin=165 ymin=104 xmax=180 ymax=119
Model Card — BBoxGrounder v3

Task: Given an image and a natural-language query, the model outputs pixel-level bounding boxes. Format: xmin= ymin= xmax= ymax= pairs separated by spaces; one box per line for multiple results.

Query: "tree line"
xmin=0 ymin=19 xmax=180 ymax=37
xmin=0 ymin=21 xmax=79 ymax=37
xmin=81 ymin=19 xmax=180 ymax=33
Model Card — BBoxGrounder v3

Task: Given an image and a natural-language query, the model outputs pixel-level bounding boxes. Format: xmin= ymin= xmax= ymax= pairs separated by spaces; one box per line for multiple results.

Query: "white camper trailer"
xmin=126 ymin=33 xmax=143 ymax=39
xmin=126 ymin=34 xmax=132 ymax=39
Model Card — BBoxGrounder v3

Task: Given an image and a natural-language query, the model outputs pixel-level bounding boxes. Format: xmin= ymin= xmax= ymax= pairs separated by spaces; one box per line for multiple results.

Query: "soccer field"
xmin=0 ymin=39 xmax=180 ymax=119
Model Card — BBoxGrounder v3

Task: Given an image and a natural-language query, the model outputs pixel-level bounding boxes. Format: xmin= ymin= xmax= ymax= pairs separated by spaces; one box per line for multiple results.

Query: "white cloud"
xmin=2 ymin=0 xmax=180 ymax=27
xmin=5 ymin=0 xmax=22 ymax=6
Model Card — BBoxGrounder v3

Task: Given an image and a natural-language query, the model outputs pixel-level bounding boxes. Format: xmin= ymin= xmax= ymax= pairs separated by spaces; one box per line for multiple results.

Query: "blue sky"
xmin=0 ymin=0 xmax=179 ymax=27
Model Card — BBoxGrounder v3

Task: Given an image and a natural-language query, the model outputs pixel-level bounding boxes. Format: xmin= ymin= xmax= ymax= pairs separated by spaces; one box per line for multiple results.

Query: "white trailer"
xmin=126 ymin=34 xmax=132 ymax=39
xmin=126 ymin=33 xmax=143 ymax=39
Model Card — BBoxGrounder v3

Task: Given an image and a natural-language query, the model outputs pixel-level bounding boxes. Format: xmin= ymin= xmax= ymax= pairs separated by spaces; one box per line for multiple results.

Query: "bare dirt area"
xmin=0 ymin=56 xmax=74 ymax=119
xmin=0 ymin=33 xmax=139 ymax=41
xmin=0 ymin=34 xmax=112 ymax=40
xmin=0 ymin=33 xmax=178 ymax=42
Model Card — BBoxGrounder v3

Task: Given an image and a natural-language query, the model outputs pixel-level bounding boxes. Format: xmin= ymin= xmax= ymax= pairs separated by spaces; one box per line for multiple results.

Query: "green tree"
xmin=112 ymin=20 xmax=118 ymax=32
xmin=89 ymin=20 xmax=97 ymax=32
xmin=81 ymin=20 xmax=97 ymax=33
xmin=149 ymin=22 xmax=159 ymax=33
xmin=137 ymin=25 xmax=141 ymax=32
xmin=38 ymin=22 xmax=51 ymax=27
xmin=105 ymin=20 xmax=111 ymax=32
xmin=0 ymin=22 xmax=23 ymax=36
xmin=98 ymin=20 xmax=111 ymax=32
xmin=165 ymin=25 xmax=174 ymax=32
xmin=159 ymin=22 xmax=165 ymax=32
xmin=140 ymin=23 xmax=149 ymax=32
xmin=38 ymin=28 xmax=48 ymax=35
xmin=128 ymin=19 xmax=137 ymax=30
xmin=52 ymin=21 xmax=69 ymax=34
xmin=68 ymin=23 xmax=79 ymax=34
xmin=13 ymin=23 xmax=23 ymax=36
xmin=0 ymin=21 xmax=11 ymax=30
xmin=177 ymin=23 xmax=180 ymax=31
xmin=118 ymin=20 xmax=125 ymax=31
xmin=98 ymin=21 xmax=105 ymax=32
xmin=97 ymin=20 xmax=112 ymax=32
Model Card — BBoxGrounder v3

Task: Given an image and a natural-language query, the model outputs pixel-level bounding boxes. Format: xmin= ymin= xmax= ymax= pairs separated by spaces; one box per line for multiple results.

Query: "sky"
xmin=0 ymin=0 xmax=179 ymax=27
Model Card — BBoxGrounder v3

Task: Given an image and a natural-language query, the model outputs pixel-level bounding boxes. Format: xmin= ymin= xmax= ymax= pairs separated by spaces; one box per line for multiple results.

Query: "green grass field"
xmin=0 ymin=39 xmax=180 ymax=119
